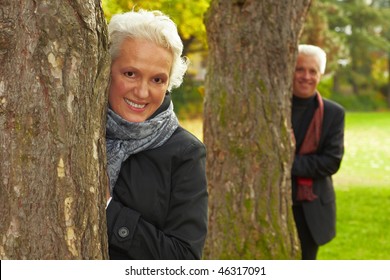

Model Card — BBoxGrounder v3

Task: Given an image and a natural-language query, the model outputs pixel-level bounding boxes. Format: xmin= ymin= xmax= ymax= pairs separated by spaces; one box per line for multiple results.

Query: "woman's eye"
xmin=153 ymin=77 xmax=164 ymax=84
xmin=124 ymin=71 xmax=135 ymax=77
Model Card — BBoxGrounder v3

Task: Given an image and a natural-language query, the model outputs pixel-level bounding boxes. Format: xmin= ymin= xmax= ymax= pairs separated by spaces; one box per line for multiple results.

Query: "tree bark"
xmin=0 ymin=0 xmax=110 ymax=259
xmin=203 ymin=0 xmax=311 ymax=259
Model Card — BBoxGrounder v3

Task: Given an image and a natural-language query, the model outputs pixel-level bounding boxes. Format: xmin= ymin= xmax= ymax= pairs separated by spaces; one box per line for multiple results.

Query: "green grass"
xmin=318 ymin=111 xmax=390 ymax=260
xmin=332 ymin=112 xmax=390 ymax=189
xmin=180 ymin=111 xmax=390 ymax=260
xmin=318 ymin=187 xmax=390 ymax=259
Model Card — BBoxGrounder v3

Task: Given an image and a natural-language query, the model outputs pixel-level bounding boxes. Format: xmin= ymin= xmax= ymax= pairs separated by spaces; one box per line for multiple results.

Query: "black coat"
xmin=292 ymin=95 xmax=345 ymax=245
xmin=106 ymin=126 xmax=208 ymax=259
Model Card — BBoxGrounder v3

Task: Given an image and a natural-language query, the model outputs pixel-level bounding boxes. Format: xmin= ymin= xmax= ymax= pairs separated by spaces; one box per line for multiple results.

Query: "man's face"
xmin=293 ymin=54 xmax=321 ymax=98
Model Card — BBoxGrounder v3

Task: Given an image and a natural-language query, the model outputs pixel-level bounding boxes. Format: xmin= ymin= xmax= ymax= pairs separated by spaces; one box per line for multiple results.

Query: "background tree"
xmin=337 ymin=0 xmax=389 ymax=96
xmin=0 ymin=0 xmax=110 ymax=259
xmin=203 ymin=0 xmax=311 ymax=259
xmin=102 ymin=0 xmax=210 ymax=55
xmin=301 ymin=0 xmax=390 ymax=109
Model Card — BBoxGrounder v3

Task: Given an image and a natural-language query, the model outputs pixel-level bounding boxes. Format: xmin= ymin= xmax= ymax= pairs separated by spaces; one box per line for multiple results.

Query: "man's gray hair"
xmin=298 ymin=44 xmax=327 ymax=74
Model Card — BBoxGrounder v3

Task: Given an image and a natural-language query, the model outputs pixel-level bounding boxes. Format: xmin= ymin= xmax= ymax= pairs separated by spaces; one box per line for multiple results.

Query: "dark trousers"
xmin=293 ymin=205 xmax=319 ymax=260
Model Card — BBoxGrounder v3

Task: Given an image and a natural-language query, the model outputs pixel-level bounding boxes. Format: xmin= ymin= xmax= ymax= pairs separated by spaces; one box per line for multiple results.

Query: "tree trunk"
xmin=0 ymin=0 xmax=110 ymax=259
xmin=203 ymin=0 xmax=311 ymax=259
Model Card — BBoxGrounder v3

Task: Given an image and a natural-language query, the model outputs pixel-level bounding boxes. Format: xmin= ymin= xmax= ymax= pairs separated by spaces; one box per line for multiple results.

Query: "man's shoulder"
xmin=323 ymin=98 xmax=345 ymax=114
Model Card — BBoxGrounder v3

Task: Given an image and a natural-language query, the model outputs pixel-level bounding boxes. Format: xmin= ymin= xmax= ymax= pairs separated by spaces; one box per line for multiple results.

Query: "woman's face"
xmin=293 ymin=54 xmax=321 ymax=98
xmin=109 ymin=38 xmax=173 ymax=122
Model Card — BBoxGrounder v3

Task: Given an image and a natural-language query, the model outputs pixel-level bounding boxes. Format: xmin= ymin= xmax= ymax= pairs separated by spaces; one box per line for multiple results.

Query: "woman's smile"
xmin=124 ymin=98 xmax=146 ymax=110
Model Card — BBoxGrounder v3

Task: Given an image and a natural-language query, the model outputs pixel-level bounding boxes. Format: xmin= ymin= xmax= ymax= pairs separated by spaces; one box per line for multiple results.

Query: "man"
xmin=291 ymin=44 xmax=345 ymax=259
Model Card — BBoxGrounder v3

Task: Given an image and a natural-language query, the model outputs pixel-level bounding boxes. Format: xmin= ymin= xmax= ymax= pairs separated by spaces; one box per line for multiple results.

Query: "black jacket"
xmin=292 ymin=95 xmax=345 ymax=245
xmin=106 ymin=126 xmax=208 ymax=259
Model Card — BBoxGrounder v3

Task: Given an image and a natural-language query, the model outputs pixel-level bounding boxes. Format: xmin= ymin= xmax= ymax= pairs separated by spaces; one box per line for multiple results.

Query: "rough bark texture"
xmin=203 ymin=0 xmax=311 ymax=259
xmin=0 ymin=0 xmax=110 ymax=259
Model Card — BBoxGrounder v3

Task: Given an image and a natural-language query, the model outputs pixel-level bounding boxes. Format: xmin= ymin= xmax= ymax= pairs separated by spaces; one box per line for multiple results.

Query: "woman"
xmin=105 ymin=10 xmax=208 ymax=260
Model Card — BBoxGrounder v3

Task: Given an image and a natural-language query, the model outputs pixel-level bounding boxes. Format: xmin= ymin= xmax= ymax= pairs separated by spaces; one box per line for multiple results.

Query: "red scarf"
xmin=296 ymin=92 xmax=323 ymax=202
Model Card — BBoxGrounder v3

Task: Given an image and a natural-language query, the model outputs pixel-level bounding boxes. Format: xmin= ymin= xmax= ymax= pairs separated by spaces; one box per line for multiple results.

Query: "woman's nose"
xmin=134 ymin=80 xmax=149 ymax=98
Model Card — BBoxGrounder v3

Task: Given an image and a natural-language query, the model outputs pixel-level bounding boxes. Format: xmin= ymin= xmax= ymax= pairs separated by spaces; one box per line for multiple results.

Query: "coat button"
xmin=118 ymin=227 xmax=129 ymax=238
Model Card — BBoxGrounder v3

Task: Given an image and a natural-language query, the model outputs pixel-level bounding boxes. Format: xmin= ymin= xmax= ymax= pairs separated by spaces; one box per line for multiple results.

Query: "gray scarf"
xmin=106 ymin=100 xmax=179 ymax=194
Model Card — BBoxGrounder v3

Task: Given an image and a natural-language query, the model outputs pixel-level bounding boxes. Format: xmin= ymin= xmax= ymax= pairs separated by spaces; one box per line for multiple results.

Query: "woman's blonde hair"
xmin=108 ymin=10 xmax=188 ymax=92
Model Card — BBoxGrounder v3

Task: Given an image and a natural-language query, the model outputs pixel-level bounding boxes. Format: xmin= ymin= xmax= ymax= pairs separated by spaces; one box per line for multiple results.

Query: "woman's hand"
xmin=106 ymin=187 xmax=111 ymax=201
xmin=106 ymin=173 xmax=111 ymax=205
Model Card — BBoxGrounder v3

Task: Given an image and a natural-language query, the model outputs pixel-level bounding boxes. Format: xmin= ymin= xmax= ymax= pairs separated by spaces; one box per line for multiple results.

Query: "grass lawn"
xmin=318 ymin=187 xmax=390 ymax=259
xmin=318 ymin=112 xmax=390 ymax=260
xmin=332 ymin=112 xmax=390 ymax=189
xmin=180 ymin=111 xmax=390 ymax=260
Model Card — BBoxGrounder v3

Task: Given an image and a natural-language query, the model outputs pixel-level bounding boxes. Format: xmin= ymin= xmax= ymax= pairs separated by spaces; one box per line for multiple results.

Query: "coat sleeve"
xmin=106 ymin=141 xmax=208 ymax=260
xmin=292 ymin=103 xmax=345 ymax=179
